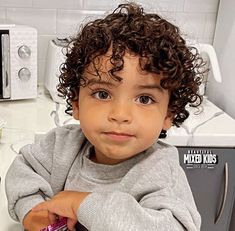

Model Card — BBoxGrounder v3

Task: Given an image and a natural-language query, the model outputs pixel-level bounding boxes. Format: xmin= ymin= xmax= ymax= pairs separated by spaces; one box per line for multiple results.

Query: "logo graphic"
xmin=183 ymin=149 xmax=218 ymax=169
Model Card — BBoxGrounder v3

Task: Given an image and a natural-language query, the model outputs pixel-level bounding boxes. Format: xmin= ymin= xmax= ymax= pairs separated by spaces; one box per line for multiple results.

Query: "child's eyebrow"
xmin=86 ymin=78 xmax=164 ymax=93
xmin=136 ymin=84 xmax=164 ymax=93
xmin=86 ymin=78 xmax=117 ymax=87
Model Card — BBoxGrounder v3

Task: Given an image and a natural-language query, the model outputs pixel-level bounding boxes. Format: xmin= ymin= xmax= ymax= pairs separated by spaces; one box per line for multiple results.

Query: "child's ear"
xmin=162 ymin=115 xmax=172 ymax=131
xmin=72 ymin=100 xmax=79 ymax=120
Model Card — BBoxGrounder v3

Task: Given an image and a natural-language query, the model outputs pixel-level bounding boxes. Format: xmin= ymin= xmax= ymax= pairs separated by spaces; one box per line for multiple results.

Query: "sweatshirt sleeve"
xmin=5 ymin=131 xmax=56 ymax=223
xmin=5 ymin=124 xmax=84 ymax=223
xmin=77 ymin=156 xmax=201 ymax=231
xmin=5 ymin=125 xmax=80 ymax=222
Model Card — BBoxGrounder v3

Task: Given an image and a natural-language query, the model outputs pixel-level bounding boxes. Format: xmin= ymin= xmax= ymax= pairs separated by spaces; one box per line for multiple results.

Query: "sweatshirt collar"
xmin=80 ymin=141 xmax=146 ymax=181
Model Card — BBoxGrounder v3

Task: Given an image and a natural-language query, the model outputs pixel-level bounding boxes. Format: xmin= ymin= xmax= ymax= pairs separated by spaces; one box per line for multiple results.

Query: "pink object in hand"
xmin=40 ymin=217 xmax=68 ymax=231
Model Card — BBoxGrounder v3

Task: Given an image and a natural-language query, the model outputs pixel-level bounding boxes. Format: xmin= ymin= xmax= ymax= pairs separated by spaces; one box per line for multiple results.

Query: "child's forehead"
xmin=82 ymin=49 xmax=165 ymax=89
xmin=84 ymin=55 xmax=164 ymax=87
xmin=85 ymin=51 xmax=148 ymax=75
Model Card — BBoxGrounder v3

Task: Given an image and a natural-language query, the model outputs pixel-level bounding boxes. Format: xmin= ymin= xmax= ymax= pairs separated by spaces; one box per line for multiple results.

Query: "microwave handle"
xmin=1 ymin=34 xmax=10 ymax=99
xmin=214 ymin=162 xmax=229 ymax=224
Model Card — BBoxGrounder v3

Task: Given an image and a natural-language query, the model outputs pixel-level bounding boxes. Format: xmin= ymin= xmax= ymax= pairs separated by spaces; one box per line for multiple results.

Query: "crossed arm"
xmin=24 ymin=191 xmax=90 ymax=231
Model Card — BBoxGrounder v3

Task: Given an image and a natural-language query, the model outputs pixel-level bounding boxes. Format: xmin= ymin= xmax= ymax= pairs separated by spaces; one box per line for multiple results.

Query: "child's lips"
xmin=103 ymin=131 xmax=135 ymax=141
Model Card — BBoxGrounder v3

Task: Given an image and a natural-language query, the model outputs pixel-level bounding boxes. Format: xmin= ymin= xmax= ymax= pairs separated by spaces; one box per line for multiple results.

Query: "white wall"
xmin=0 ymin=0 xmax=220 ymax=84
xmin=207 ymin=0 xmax=235 ymax=119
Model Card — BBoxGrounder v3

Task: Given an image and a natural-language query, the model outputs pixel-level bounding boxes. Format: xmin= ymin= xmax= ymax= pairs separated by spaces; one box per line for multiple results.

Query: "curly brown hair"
xmin=58 ymin=2 xmax=206 ymax=127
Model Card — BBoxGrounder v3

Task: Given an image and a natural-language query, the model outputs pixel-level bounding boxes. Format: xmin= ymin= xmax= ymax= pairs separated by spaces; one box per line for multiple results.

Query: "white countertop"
xmin=1 ymin=88 xmax=235 ymax=230
xmin=164 ymin=98 xmax=235 ymax=147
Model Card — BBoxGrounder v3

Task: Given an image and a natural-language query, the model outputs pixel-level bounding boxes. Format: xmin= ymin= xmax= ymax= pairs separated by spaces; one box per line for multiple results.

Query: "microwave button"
xmin=18 ymin=45 xmax=31 ymax=59
xmin=18 ymin=67 xmax=31 ymax=81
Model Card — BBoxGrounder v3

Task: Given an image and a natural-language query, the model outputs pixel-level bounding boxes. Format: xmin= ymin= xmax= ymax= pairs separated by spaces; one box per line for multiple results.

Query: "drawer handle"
xmin=214 ymin=162 xmax=228 ymax=224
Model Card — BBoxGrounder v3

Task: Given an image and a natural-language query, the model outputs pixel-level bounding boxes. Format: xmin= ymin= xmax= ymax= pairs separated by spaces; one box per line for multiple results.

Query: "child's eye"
xmin=92 ymin=90 xmax=111 ymax=100
xmin=136 ymin=95 xmax=155 ymax=105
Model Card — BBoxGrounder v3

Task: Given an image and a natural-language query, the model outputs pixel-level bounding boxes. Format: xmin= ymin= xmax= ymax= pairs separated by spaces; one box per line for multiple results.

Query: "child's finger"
xmin=48 ymin=211 xmax=58 ymax=224
xmin=67 ymin=218 xmax=77 ymax=231
xmin=32 ymin=201 xmax=49 ymax=212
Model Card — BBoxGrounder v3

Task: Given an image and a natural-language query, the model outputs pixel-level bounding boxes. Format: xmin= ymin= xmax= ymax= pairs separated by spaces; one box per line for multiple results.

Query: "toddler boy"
xmin=6 ymin=3 xmax=205 ymax=231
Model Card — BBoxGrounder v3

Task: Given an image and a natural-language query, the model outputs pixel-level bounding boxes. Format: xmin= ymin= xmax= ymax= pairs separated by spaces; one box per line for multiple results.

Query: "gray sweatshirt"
xmin=5 ymin=124 xmax=201 ymax=231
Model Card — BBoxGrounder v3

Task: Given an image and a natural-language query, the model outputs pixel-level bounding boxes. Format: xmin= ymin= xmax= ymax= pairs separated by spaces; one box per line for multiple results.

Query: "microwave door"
xmin=1 ymin=33 xmax=10 ymax=99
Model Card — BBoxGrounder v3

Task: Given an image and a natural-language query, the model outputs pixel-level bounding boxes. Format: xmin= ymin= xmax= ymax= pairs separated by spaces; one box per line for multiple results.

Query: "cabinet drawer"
xmin=177 ymin=147 xmax=235 ymax=231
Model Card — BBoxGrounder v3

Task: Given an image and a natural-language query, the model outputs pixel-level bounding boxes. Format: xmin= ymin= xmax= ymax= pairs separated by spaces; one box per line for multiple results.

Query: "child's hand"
xmin=23 ymin=210 xmax=52 ymax=231
xmin=32 ymin=191 xmax=90 ymax=230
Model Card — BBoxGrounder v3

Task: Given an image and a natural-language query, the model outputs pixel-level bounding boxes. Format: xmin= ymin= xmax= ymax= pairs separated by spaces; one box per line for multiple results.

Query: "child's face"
xmin=73 ymin=52 xmax=172 ymax=165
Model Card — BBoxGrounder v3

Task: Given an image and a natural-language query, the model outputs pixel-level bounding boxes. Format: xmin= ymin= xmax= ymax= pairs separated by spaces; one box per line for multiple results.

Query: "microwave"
xmin=0 ymin=24 xmax=37 ymax=100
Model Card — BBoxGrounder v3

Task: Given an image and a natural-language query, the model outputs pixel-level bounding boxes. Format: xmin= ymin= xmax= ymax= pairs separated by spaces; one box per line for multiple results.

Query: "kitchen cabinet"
xmin=177 ymin=147 xmax=235 ymax=231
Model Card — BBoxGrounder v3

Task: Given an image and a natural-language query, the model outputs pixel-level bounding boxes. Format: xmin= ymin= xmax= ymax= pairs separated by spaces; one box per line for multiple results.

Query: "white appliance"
xmin=0 ymin=24 xmax=37 ymax=100
xmin=163 ymin=42 xmax=235 ymax=148
xmin=206 ymin=0 xmax=235 ymax=119
xmin=44 ymin=38 xmax=67 ymax=103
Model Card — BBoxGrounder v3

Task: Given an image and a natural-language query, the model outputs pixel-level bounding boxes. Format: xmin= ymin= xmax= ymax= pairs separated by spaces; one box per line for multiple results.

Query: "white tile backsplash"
xmin=0 ymin=0 xmax=219 ymax=84
xmin=32 ymin=0 xmax=83 ymax=9
xmin=83 ymin=0 xmax=186 ymax=12
xmin=6 ymin=8 xmax=57 ymax=35
xmin=0 ymin=8 xmax=6 ymax=23
xmin=204 ymin=13 xmax=217 ymax=40
xmin=56 ymin=10 xmax=105 ymax=37
xmin=144 ymin=0 xmax=185 ymax=12
xmin=38 ymin=35 xmax=56 ymax=61
xmin=184 ymin=0 xmax=219 ymax=13
xmin=0 ymin=0 xmax=32 ymax=7
xmin=83 ymin=0 xmax=123 ymax=11
xmin=175 ymin=12 xmax=207 ymax=41
xmin=38 ymin=60 xmax=46 ymax=84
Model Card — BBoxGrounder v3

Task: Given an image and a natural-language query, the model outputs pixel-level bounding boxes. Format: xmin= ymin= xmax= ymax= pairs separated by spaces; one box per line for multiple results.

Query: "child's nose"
xmin=108 ymin=101 xmax=132 ymax=124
